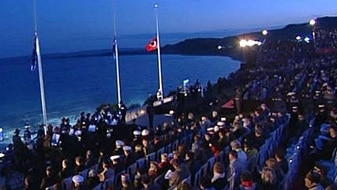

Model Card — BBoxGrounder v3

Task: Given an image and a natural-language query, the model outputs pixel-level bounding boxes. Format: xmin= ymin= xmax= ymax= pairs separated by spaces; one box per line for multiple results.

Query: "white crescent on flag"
xmin=145 ymin=37 xmax=158 ymax=52
xmin=150 ymin=40 xmax=157 ymax=48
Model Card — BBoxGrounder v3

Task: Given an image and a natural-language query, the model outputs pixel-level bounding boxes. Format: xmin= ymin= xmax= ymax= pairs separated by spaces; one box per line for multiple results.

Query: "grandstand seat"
xmin=91 ymin=183 xmax=103 ymax=190
xmin=154 ymin=173 xmax=165 ymax=187
xmin=193 ymin=167 xmax=202 ymax=187
xmin=62 ymin=177 xmax=73 ymax=190
xmin=127 ymin=162 xmax=137 ymax=180
xmin=172 ymin=140 xmax=179 ymax=151
xmin=165 ymin=144 xmax=172 ymax=153
xmin=104 ymin=176 xmax=115 ymax=189
xmin=182 ymin=175 xmax=191 ymax=184
xmin=79 ymin=168 xmax=89 ymax=181
xmin=136 ymin=157 xmax=147 ymax=171
xmin=156 ymin=147 xmax=165 ymax=161
xmin=113 ymin=171 xmax=124 ymax=187
xmin=206 ymin=157 xmax=215 ymax=174
xmin=193 ymin=163 xmax=208 ymax=187
xmin=316 ymin=148 xmax=337 ymax=179
xmin=147 ymin=152 xmax=156 ymax=163
xmin=316 ymin=148 xmax=337 ymax=168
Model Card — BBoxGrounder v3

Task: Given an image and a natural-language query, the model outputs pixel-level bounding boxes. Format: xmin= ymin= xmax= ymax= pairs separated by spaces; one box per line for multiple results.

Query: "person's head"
xmin=86 ymin=149 xmax=92 ymax=159
xmin=142 ymin=138 xmax=149 ymax=147
xmin=305 ymin=170 xmax=321 ymax=188
xmin=329 ymin=125 xmax=337 ymax=138
xmin=75 ymin=156 xmax=83 ymax=166
xmin=229 ymin=150 xmax=238 ymax=161
xmin=161 ymin=153 xmax=168 ymax=162
xmin=72 ymin=175 xmax=84 ymax=187
xmin=265 ymin=158 xmax=277 ymax=169
xmin=135 ymin=144 xmax=143 ymax=152
xmin=123 ymin=146 xmax=132 ymax=155
xmin=213 ymin=162 xmax=225 ymax=175
xmin=240 ymin=170 xmax=254 ymax=188
xmin=62 ymin=159 xmax=69 ymax=168
xmin=45 ymin=166 xmax=53 ymax=176
xmin=170 ymin=159 xmax=180 ymax=170
xmin=255 ymin=127 xmax=263 ymax=137
xmin=230 ymin=140 xmax=241 ymax=150
xmin=149 ymin=161 xmax=158 ymax=171
xmin=261 ymin=167 xmax=276 ymax=185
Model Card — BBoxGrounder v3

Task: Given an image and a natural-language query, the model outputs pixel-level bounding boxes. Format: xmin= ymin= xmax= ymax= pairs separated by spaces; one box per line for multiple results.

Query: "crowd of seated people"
xmin=316 ymin=28 xmax=337 ymax=54
xmin=2 ymin=24 xmax=337 ymax=190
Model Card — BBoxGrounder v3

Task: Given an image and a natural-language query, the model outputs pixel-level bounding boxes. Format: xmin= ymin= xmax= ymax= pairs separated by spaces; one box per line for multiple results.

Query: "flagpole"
xmin=33 ymin=0 xmax=48 ymax=135
xmin=154 ymin=4 xmax=164 ymax=100
xmin=113 ymin=1 xmax=122 ymax=106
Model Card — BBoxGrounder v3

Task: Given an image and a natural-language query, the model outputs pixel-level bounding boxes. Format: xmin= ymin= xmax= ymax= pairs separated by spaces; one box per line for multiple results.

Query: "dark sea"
xmin=0 ymin=31 xmax=242 ymax=148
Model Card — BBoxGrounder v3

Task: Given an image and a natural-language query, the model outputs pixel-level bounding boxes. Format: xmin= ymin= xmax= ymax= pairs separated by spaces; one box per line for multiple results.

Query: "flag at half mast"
xmin=31 ymin=34 xmax=38 ymax=71
xmin=145 ymin=37 xmax=158 ymax=52
xmin=112 ymin=36 xmax=117 ymax=59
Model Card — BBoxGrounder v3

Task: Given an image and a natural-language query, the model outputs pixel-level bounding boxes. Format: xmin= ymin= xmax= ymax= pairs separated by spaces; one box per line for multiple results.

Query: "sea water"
xmin=0 ymin=32 xmax=241 ymax=148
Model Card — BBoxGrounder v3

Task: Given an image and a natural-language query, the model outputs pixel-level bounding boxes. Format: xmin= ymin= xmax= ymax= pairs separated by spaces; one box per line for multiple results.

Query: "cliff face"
xmin=161 ymin=16 xmax=337 ymax=59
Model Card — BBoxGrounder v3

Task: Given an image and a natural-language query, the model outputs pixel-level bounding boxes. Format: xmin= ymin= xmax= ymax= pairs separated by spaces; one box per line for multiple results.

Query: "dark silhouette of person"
xmin=234 ymin=87 xmax=242 ymax=114
xmin=147 ymin=102 xmax=155 ymax=130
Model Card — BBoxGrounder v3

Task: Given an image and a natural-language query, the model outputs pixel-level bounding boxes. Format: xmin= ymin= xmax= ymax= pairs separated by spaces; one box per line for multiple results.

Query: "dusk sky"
xmin=0 ymin=0 xmax=336 ymax=57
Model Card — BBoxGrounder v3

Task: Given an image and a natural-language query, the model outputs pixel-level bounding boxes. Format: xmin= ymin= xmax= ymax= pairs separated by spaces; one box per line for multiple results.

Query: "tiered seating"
xmin=282 ymin=123 xmax=315 ymax=189
xmin=255 ymin=117 xmax=289 ymax=168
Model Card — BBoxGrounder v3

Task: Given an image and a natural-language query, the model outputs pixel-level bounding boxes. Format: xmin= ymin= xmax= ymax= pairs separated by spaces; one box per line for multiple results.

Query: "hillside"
xmin=161 ymin=16 xmax=337 ymax=59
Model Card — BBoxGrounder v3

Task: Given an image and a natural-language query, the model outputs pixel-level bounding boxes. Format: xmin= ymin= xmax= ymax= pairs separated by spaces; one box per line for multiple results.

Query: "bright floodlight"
xmin=154 ymin=4 xmax=158 ymax=8
xmin=217 ymin=45 xmax=222 ymax=50
xmin=262 ymin=30 xmax=268 ymax=36
xmin=309 ymin=19 xmax=316 ymax=26
xmin=240 ymin=39 xmax=262 ymax=47
xmin=240 ymin=40 xmax=247 ymax=47
xmin=304 ymin=37 xmax=310 ymax=43
xmin=296 ymin=36 xmax=301 ymax=41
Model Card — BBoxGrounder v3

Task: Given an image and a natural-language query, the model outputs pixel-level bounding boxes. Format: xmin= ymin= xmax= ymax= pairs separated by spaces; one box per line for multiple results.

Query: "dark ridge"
xmin=161 ymin=16 xmax=337 ymax=59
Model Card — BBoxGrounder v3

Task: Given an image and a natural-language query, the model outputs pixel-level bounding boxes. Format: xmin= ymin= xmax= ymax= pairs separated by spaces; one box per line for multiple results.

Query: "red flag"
xmin=221 ymin=99 xmax=235 ymax=109
xmin=145 ymin=37 xmax=158 ymax=52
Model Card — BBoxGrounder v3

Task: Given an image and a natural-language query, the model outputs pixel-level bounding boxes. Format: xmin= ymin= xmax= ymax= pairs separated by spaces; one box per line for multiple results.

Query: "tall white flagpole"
xmin=113 ymin=8 xmax=122 ymax=105
xmin=154 ymin=4 xmax=164 ymax=100
xmin=33 ymin=0 xmax=48 ymax=135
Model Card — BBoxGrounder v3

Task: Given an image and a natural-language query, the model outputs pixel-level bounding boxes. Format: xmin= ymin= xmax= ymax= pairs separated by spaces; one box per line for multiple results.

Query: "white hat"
xmin=318 ymin=104 xmax=325 ymax=108
xmin=72 ymin=175 xmax=84 ymax=183
xmin=110 ymin=155 xmax=121 ymax=161
xmin=287 ymin=92 xmax=295 ymax=96
xmin=207 ymin=127 xmax=214 ymax=132
xmin=133 ymin=130 xmax=141 ymax=136
xmin=220 ymin=117 xmax=226 ymax=121
xmin=141 ymin=129 xmax=149 ymax=136
xmin=115 ymin=140 xmax=124 ymax=147
xmin=123 ymin=146 xmax=131 ymax=151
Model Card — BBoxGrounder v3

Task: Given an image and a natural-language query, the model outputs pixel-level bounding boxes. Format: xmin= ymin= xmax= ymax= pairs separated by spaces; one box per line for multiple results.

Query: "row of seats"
xmin=91 ymin=132 xmax=195 ymax=189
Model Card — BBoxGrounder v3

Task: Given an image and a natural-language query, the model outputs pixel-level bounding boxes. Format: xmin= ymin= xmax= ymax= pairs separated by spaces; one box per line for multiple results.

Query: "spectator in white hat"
xmin=72 ymin=175 xmax=88 ymax=190
xmin=113 ymin=140 xmax=124 ymax=155
xmin=123 ymin=145 xmax=136 ymax=168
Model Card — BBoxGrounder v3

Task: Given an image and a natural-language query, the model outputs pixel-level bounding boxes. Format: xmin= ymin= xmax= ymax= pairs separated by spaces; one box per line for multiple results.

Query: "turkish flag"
xmin=145 ymin=37 xmax=158 ymax=52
